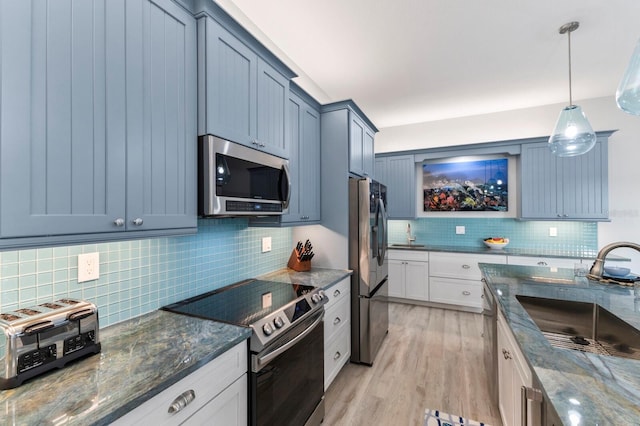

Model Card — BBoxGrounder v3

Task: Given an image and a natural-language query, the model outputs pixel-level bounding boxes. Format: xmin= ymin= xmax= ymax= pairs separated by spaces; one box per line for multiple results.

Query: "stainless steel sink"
xmin=389 ymin=244 xmax=425 ymax=248
xmin=516 ymin=295 xmax=640 ymax=360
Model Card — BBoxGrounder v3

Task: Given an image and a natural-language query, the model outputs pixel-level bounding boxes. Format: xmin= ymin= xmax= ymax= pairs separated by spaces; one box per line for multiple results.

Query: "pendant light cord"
xmin=568 ymin=29 xmax=573 ymax=106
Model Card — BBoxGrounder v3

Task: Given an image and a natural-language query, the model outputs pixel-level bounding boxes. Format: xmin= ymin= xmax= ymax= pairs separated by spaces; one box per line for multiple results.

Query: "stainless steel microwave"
xmin=198 ymin=135 xmax=291 ymax=216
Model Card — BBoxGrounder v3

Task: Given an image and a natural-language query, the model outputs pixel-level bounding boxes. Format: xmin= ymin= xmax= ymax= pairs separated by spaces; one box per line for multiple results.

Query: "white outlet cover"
xmin=456 ymin=226 xmax=465 ymax=235
xmin=78 ymin=252 xmax=100 ymax=283
xmin=262 ymin=292 xmax=272 ymax=309
xmin=549 ymin=227 xmax=558 ymax=237
xmin=262 ymin=237 xmax=272 ymax=253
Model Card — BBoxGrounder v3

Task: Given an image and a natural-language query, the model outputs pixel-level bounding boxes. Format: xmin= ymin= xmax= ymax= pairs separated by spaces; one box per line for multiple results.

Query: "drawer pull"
xmin=537 ymin=261 xmax=548 ymax=266
xmin=462 ymin=291 xmax=471 ymax=296
xmin=502 ymin=349 xmax=512 ymax=360
xmin=334 ymin=351 xmax=341 ymax=360
xmin=333 ymin=317 xmax=341 ymax=325
xmin=168 ymin=389 xmax=196 ymax=414
xmin=333 ymin=289 xmax=341 ymax=298
xmin=462 ymin=264 xmax=471 ymax=269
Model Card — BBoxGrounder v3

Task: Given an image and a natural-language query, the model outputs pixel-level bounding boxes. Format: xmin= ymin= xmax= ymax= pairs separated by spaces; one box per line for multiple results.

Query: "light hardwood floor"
xmin=324 ymin=302 xmax=503 ymax=426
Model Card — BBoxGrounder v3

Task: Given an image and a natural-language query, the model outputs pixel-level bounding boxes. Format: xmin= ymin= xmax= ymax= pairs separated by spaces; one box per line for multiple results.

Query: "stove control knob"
xmin=273 ymin=316 xmax=284 ymax=329
xmin=318 ymin=290 xmax=326 ymax=300
xmin=262 ymin=323 xmax=274 ymax=336
xmin=311 ymin=294 xmax=322 ymax=304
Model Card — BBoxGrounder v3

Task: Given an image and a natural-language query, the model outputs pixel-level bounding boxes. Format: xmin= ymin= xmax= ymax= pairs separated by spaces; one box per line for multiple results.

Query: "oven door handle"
xmin=256 ymin=312 xmax=323 ymax=369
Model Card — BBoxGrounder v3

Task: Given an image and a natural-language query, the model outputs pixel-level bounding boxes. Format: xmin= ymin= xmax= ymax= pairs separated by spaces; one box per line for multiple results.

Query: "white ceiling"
xmin=215 ymin=0 xmax=640 ymax=129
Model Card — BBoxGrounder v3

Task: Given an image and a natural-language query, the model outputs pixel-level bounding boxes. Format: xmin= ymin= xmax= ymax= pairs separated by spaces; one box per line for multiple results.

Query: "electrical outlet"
xmin=262 ymin=292 xmax=272 ymax=309
xmin=549 ymin=227 xmax=558 ymax=237
xmin=262 ymin=237 xmax=272 ymax=253
xmin=456 ymin=226 xmax=465 ymax=235
xmin=78 ymin=252 xmax=100 ymax=283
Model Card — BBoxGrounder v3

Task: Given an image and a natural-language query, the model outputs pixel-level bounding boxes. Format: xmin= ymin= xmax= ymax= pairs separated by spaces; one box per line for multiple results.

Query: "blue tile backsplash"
xmin=389 ymin=218 xmax=597 ymax=252
xmin=0 ymin=219 xmax=291 ymax=327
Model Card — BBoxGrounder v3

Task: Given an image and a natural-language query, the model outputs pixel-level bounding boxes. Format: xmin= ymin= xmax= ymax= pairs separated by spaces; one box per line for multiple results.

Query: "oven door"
xmin=250 ymin=310 xmax=324 ymax=426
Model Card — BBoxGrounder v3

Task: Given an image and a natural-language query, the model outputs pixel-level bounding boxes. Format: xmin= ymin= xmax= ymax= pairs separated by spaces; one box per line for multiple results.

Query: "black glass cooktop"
xmin=161 ymin=279 xmax=317 ymax=326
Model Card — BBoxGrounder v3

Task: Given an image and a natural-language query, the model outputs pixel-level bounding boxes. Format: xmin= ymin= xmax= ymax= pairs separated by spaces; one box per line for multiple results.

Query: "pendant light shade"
xmin=548 ymin=105 xmax=596 ymax=156
xmin=548 ymin=22 xmax=597 ymax=157
xmin=616 ymin=38 xmax=640 ymax=115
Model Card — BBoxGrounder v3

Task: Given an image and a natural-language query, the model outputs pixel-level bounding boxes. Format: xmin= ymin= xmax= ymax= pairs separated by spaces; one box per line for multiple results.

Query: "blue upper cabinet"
xmin=375 ymin=155 xmax=416 ymax=219
xmin=520 ymin=133 xmax=611 ymax=220
xmin=0 ymin=0 xmax=196 ymax=245
xmin=349 ymin=113 xmax=376 ymax=177
xmin=197 ymin=11 xmax=295 ymax=159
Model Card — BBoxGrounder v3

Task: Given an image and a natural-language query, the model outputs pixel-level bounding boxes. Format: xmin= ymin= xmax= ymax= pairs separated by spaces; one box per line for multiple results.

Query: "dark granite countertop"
xmin=388 ymin=243 xmax=631 ymax=261
xmin=0 ymin=310 xmax=251 ymax=425
xmin=258 ymin=267 xmax=352 ymax=289
xmin=480 ymin=263 xmax=640 ymax=425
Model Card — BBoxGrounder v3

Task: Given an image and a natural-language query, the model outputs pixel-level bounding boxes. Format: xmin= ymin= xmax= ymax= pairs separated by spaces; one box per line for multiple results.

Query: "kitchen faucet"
xmin=588 ymin=241 xmax=640 ymax=279
xmin=406 ymin=223 xmax=416 ymax=245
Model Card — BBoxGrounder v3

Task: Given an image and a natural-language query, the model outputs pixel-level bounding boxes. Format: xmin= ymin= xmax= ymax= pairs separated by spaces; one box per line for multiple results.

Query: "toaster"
xmin=0 ymin=298 xmax=101 ymax=389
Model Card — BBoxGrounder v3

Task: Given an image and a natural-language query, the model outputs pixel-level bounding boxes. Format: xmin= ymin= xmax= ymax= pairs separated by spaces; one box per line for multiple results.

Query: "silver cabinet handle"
xmin=114 ymin=218 xmax=125 ymax=227
xmin=537 ymin=261 xmax=548 ymax=266
xmin=502 ymin=348 xmax=512 ymax=360
xmin=333 ymin=289 xmax=341 ymax=298
xmin=334 ymin=351 xmax=341 ymax=360
xmin=132 ymin=218 xmax=143 ymax=226
xmin=462 ymin=264 xmax=471 ymax=269
xmin=333 ymin=317 xmax=341 ymax=325
xmin=462 ymin=291 xmax=471 ymax=296
xmin=168 ymin=389 xmax=196 ymax=414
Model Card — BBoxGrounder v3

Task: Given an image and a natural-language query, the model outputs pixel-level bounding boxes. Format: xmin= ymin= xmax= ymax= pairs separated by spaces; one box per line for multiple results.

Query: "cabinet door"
xmin=405 ymin=261 xmax=429 ymax=301
xmin=520 ymin=142 xmax=559 ymax=220
xmin=375 ymin=157 xmax=387 ymax=184
xmin=281 ymin=95 xmax=302 ymax=222
xmin=497 ymin=317 xmax=515 ymax=426
xmin=186 ymin=374 xmax=248 ymax=426
xmin=349 ymin=114 xmax=366 ymax=176
xmin=363 ymin=127 xmax=375 ymax=177
xmin=200 ymin=17 xmax=256 ymax=146
xmin=385 ymin=155 xmax=416 ymax=219
xmin=556 ymin=139 xmax=608 ymax=220
xmin=125 ymin=0 xmax=197 ymax=231
xmin=256 ymin=58 xmax=289 ymax=158
xmin=0 ymin=0 xmax=126 ymax=237
xmin=388 ymin=259 xmax=406 ymax=298
xmin=299 ymin=105 xmax=321 ymax=221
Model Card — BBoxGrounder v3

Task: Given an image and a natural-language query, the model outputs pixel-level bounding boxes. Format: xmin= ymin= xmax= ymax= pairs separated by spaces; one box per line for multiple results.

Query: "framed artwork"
xmin=423 ymin=158 xmax=508 ymax=212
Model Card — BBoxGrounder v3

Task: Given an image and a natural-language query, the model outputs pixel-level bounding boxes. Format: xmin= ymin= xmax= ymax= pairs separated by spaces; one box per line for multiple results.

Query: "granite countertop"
xmin=480 ymin=263 xmax=640 ymax=425
xmin=0 ymin=310 xmax=251 ymax=425
xmin=258 ymin=267 xmax=352 ymax=289
xmin=387 ymin=243 xmax=628 ymax=261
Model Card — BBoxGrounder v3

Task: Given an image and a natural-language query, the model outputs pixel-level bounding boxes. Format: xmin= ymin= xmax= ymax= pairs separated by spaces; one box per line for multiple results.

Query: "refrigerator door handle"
xmin=375 ymin=198 xmax=387 ymax=266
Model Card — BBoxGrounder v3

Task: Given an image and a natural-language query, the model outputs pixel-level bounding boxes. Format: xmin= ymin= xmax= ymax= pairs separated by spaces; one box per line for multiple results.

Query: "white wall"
xmin=377 ymin=95 xmax=640 ymax=272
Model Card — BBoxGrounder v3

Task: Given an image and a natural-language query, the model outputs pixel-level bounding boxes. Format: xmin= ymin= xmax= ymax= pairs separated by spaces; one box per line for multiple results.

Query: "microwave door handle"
xmin=280 ymin=163 xmax=291 ymax=209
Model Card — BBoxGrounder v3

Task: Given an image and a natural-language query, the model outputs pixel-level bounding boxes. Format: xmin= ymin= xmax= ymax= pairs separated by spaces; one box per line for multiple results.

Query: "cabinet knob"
xmin=502 ymin=348 xmax=512 ymax=360
xmin=168 ymin=389 xmax=196 ymax=414
xmin=537 ymin=261 xmax=548 ymax=266
xmin=334 ymin=351 xmax=341 ymax=360
xmin=132 ymin=218 xmax=143 ymax=226
xmin=114 ymin=218 xmax=125 ymax=227
xmin=333 ymin=317 xmax=341 ymax=325
xmin=333 ymin=289 xmax=341 ymax=298
xmin=462 ymin=291 xmax=471 ymax=296
xmin=462 ymin=264 xmax=471 ymax=269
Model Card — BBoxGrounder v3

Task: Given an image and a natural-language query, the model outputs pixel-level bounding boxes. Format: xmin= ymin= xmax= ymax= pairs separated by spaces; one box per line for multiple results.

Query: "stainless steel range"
xmin=162 ymin=279 xmax=328 ymax=426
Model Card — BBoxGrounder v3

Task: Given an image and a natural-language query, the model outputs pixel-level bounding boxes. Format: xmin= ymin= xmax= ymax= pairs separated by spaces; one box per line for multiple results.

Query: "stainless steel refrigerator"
xmin=349 ymin=177 xmax=389 ymax=365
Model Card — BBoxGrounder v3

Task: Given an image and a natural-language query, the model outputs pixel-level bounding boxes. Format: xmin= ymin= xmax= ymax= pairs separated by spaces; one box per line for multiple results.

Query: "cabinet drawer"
xmin=506 ymin=255 xmax=579 ymax=269
xmin=324 ymin=277 xmax=350 ymax=310
xmin=112 ymin=341 xmax=247 ymax=425
xmin=429 ymin=252 xmax=506 ymax=280
xmin=324 ymin=295 xmax=350 ymax=342
xmin=387 ymin=249 xmax=429 ymax=262
xmin=324 ymin=325 xmax=350 ymax=390
xmin=429 ymin=277 xmax=483 ymax=309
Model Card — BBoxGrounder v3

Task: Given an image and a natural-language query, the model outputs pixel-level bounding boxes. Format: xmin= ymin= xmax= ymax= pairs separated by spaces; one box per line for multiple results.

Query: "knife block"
xmin=287 ymin=249 xmax=311 ymax=272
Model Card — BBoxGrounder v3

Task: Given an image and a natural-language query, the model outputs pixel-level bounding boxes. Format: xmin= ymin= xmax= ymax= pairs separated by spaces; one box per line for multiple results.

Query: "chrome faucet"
xmin=406 ymin=223 xmax=416 ymax=245
xmin=589 ymin=241 xmax=640 ymax=278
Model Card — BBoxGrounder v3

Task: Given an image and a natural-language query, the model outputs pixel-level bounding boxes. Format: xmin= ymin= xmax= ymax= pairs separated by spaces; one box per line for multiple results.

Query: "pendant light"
xmin=548 ymin=21 xmax=597 ymax=157
xmin=616 ymin=38 xmax=640 ymax=115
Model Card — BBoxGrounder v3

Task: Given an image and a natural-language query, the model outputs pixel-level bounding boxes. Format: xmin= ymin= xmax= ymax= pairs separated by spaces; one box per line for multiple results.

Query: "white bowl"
xmin=604 ymin=266 xmax=631 ymax=277
xmin=483 ymin=238 xmax=509 ymax=250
